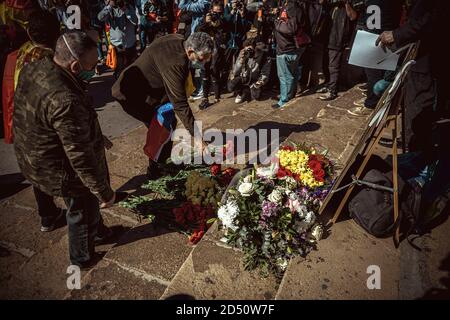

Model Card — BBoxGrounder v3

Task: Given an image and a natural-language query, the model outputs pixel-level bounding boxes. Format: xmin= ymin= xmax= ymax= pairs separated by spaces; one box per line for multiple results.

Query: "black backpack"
xmin=348 ymin=169 xmax=422 ymax=238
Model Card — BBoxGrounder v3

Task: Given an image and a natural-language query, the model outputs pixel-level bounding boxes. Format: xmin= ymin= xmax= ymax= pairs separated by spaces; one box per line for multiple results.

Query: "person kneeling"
xmin=227 ymin=38 xmax=271 ymax=104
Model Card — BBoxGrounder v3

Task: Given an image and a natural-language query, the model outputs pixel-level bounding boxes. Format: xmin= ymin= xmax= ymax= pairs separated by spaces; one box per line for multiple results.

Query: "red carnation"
xmin=189 ymin=230 xmax=205 ymax=244
xmin=210 ymin=163 xmax=221 ymax=176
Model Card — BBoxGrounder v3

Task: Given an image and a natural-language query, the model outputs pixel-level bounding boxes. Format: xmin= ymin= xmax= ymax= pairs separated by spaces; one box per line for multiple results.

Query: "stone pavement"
xmin=1 ymin=85 xmax=449 ymax=300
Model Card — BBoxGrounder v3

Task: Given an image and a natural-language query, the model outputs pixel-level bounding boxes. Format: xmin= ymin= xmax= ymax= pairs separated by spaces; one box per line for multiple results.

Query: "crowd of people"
xmin=1 ymin=0 xmax=449 ymax=268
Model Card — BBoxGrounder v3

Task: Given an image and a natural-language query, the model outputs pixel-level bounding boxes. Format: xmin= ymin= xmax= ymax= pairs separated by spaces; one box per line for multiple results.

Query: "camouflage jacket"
xmin=13 ymin=57 xmax=114 ymax=202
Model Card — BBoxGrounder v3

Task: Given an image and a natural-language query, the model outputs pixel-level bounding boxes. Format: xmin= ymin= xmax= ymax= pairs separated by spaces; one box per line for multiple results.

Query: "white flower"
xmin=305 ymin=211 xmax=316 ymax=225
xmin=276 ymin=258 xmax=289 ymax=271
xmin=243 ymin=175 xmax=253 ymax=183
xmin=311 ymin=224 xmax=323 ymax=242
xmin=218 ymin=200 xmax=239 ymax=230
xmin=256 ymin=163 xmax=277 ymax=179
xmin=268 ymin=189 xmax=284 ymax=204
xmin=238 ymin=182 xmax=254 ymax=197
xmin=296 ymin=211 xmax=317 ymax=233
xmin=284 ymin=176 xmax=298 ymax=190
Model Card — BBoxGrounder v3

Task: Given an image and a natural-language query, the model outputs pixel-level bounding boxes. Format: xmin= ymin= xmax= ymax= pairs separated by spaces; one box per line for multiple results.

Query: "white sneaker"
xmin=235 ymin=95 xmax=243 ymax=104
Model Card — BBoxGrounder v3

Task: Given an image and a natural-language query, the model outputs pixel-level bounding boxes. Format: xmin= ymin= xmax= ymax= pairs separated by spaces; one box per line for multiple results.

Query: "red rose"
xmin=313 ymin=168 xmax=325 ymax=182
xmin=308 ymin=160 xmax=322 ymax=172
xmin=277 ymin=168 xmax=287 ymax=178
xmin=281 ymin=145 xmax=295 ymax=151
xmin=173 ymin=208 xmax=186 ymax=225
xmin=211 ymin=163 xmax=221 ymax=176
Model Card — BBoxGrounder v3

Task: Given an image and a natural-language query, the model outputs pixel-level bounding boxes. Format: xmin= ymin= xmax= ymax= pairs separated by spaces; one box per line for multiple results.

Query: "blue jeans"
xmin=64 ymin=193 xmax=101 ymax=266
xmin=276 ymin=49 xmax=305 ymax=106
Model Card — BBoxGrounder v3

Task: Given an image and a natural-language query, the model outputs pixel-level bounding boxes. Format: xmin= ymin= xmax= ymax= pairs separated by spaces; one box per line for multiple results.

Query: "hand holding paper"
xmin=348 ymin=30 xmax=400 ymax=71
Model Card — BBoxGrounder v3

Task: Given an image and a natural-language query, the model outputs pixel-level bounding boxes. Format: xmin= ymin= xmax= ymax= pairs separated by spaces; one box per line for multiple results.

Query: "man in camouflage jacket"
xmin=13 ymin=31 xmax=116 ymax=268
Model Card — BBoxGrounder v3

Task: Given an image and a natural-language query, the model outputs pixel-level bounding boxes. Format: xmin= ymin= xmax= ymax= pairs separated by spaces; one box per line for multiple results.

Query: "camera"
xmin=243 ymin=47 xmax=255 ymax=60
xmin=234 ymin=0 xmax=245 ymax=10
xmin=210 ymin=12 xmax=221 ymax=23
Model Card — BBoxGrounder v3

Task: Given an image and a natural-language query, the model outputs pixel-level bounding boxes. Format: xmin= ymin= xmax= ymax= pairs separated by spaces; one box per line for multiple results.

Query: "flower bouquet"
xmin=217 ymin=143 xmax=334 ymax=277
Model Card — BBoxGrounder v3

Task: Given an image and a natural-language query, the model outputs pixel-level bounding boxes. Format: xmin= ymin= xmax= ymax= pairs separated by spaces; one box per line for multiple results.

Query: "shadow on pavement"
xmin=0 ymin=173 xmax=29 ymax=201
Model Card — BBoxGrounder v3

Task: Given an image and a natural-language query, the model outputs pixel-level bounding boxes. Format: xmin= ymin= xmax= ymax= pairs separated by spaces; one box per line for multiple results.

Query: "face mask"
xmin=62 ymin=34 xmax=95 ymax=82
xmin=78 ymin=68 xmax=96 ymax=82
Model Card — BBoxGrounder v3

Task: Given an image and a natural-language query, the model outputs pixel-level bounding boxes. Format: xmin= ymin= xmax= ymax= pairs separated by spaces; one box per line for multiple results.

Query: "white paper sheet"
xmin=348 ymin=30 xmax=400 ymax=71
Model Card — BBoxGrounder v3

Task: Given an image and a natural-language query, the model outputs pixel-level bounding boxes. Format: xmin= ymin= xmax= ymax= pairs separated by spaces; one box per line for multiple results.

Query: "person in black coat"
xmin=376 ymin=0 xmax=450 ymax=153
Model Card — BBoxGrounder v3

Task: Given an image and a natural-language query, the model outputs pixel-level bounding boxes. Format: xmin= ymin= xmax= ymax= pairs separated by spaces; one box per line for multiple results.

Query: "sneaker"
xmin=316 ymin=87 xmax=329 ymax=94
xmin=40 ymin=209 xmax=65 ymax=232
xmin=348 ymin=106 xmax=373 ymax=117
xmin=235 ymin=95 xmax=243 ymax=104
xmin=199 ymin=98 xmax=210 ymax=110
xmin=319 ymin=91 xmax=337 ymax=101
xmin=357 ymin=83 xmax=368 ymax=92
xmin=189 ymin=90 xmax=204 ymax=101
xmin=353 ymin=97 xmax=366 ymax=108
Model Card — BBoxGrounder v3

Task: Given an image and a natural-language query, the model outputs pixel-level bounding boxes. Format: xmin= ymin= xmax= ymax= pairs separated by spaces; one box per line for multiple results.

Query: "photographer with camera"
xmin=254 ymin=0 xmax=279 ymax=44
xmin=227 ymin=38 xmax=272 ymax=104
xmin=223 ymin=0 xmax=252 ymax=77
xmin=196 ymin=0 xmax=227 ymax=110
xmin=316 ymin=0 xmax=357 ymax=101
xmin=141 ymin=0 xmax=171 ymax=45
xmin=98 ymin=0 xmax=138 ymax=78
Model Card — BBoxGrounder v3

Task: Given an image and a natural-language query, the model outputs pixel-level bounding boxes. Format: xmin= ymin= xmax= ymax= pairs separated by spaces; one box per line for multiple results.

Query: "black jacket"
xmin=274 ymin=2 xmax=305 ymax=55
xmin=326 ymin=4 xmax=355 ymax=50
xmin=357 ymin=0 xmax=402 ymax=34
xmin=393 ymin=0 xmax=442 ymax=75
xmin=112 ymin=34 xmax=196 ymax=136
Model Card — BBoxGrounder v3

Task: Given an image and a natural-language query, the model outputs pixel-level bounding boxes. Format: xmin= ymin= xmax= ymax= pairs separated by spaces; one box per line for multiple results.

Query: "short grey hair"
xmin=184 ymin=32 xmax=215 ymax=57
xmin=54 ymin=31 xmax=97 ymax=67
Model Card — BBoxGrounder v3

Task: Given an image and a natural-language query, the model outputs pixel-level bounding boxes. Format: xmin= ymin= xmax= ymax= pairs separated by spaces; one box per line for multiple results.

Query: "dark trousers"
xmin=228 ymin=77 xmax=262 ymax=101
xmin=114 ymin=46 xmax=137 ymax=79
xmin=64 ymin=193 xmax=101 ymax=266
xmin=32 ymin=186 xmax=59 ymax=226
xmin=404 ymin=71 xmax=436 ymax=152
xmin=327 ymin=48 xmax=344 ymax=94
xmin=364 ymin=67 xmax=385 ymax=109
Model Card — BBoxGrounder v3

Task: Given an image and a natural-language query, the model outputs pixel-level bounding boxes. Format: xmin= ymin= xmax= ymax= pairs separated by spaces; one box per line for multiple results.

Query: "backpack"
xmin=348 ymin=169 xmax=422 ymax=238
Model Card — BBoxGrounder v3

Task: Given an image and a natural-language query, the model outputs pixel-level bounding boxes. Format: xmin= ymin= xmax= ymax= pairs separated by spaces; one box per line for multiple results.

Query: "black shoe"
xmin=319 ymin=91 xmax=338 ymax=101
xmin=40 ymin=209 xmax=65 ymax=232
xmin=271 ymin=103 xmax=282 ymax=110
xmin=95 ymin=225 xmax=124 ymax=245
xmin=146 ymin=161 xmax=164 ymax=180
xmin=199 ymin=98 xmax=210 ymax=110
xmin=71 ymin=252 xmax=106 ymax=271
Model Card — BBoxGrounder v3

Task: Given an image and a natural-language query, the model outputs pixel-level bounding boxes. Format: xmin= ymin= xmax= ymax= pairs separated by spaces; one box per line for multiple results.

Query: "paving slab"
xmin=66 ymin=259 xmax=166 ymax=300
xmin=161 ymin=236 xmax=280 ymax=300
xmin=275 ymin=220 xmax=400 ymax=300
xmin=105 ymin=223 xmax=193 ymax=283
xmin=0 ymin=203 xmax=66 ymax=255
xmin=0 ymin=234 xmax=75 ymax=299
